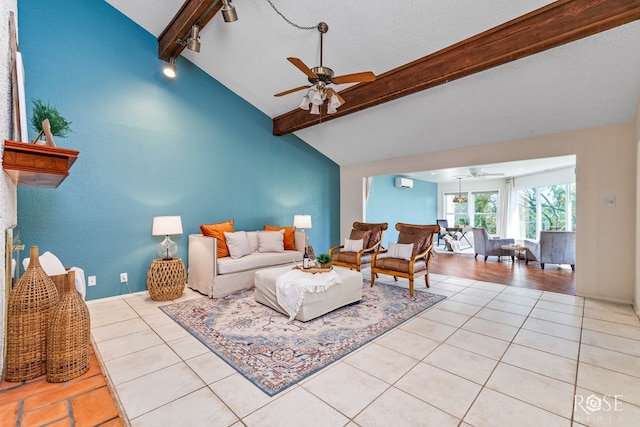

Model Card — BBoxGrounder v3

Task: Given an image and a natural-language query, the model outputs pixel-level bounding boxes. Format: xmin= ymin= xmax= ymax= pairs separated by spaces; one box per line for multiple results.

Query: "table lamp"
xmin=152 ymin=216 xmax=183 ymax=260
xmin=293 ymin=214 xmax=312 ymax=253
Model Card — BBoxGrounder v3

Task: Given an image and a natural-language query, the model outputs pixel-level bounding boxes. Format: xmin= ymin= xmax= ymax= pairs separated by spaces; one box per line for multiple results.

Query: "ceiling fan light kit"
xmin=275 ymin=22 xmax=375 ymax=116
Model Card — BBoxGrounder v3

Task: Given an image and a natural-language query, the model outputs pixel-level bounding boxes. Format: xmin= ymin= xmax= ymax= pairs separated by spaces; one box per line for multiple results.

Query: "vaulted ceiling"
xmin=105 ymin=0 xmax=640 ymax=167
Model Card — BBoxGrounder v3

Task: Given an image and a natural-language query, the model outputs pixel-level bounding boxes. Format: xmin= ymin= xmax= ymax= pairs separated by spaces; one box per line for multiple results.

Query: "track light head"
xmin=163 ymin=57 xmax=177 ymax=79
xmin=187 ymin=25 xmax=201 ymax=52
xmin=221 ymin=0 xmax=238 ymax=23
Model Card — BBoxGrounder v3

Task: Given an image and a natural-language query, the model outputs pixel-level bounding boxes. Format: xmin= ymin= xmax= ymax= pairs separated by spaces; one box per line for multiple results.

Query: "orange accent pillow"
xmin=200 ymin=219 xmax=234 ymax=258
xmin=264 ymin=225 xmax=296 ymax=250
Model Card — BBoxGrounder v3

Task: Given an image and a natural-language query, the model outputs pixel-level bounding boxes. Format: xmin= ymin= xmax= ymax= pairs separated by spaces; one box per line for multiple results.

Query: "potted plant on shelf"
xmin=30 ymin=99 xmax=72 ymax=146
xmin=3 ymin=99 xmax=78 ymax=188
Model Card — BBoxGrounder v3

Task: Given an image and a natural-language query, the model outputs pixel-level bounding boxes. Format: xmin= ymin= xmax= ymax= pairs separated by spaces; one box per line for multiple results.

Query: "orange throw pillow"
xmin=201 ymin=219 xmax=234 ymax=258
xmin=264 ymin=225 xmax=296 ymax=250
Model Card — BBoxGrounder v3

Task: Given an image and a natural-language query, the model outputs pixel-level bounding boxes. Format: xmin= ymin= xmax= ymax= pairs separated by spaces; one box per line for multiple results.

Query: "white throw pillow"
xmin=387 ymin=242 xmax=414 ymax=261
xmin=342 ymin=238 xmax=364 ymax=252
xmin=246 ymin=231 xmax=259 ymax=252
xmin=224 ymin=231 xmax=251 ymax=259
xmin=257 ymin=230 xmax=285 ymax=253
xmin=22 ymin=251 xmax=66 ymax=275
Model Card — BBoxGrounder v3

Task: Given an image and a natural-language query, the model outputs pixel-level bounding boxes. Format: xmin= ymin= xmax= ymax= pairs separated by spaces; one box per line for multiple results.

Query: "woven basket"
xmin=5 ymin=246 xmax=60 ymax=382
xmin=46 ymin=270 xmax=91 ymax=382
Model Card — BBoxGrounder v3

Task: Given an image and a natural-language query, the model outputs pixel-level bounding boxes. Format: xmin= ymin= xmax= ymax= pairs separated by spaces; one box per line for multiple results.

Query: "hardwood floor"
xmin=430 ymin=252 xmax=576 ymax=295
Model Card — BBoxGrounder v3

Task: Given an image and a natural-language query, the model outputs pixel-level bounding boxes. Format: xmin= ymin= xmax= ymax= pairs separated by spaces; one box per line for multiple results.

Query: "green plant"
xmin=315 ymin=253 xmax=332 ymax=265
xmin=30 ymin=99 xmax=72 ymax=138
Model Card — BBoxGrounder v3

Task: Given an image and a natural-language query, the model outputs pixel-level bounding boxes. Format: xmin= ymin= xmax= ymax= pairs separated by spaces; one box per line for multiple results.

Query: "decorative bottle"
xmin=303 ymin=250 xmax=310 ymax=269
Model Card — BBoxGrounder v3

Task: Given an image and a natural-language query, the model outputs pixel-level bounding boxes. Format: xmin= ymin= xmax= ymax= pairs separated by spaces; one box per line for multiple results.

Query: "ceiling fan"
xmin=274 ymin=22 xmax=376 ymax=114
xmin=456 ymin=168 xmax=505 ymax=179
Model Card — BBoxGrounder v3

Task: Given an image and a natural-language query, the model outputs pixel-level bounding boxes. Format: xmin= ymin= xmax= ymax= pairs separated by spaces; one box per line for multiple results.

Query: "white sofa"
xmin=188 ymin=231 xmax=305 ymax=298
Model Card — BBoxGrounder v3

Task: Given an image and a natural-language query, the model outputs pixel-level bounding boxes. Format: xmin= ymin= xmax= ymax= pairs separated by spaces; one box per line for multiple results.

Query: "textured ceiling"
xmin=105 ymin=0 xmax=640 ymax=168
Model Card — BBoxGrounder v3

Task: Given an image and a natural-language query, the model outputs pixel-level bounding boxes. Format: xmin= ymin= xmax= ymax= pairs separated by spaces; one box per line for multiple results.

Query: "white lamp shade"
xmin=310 ymin=104 xmax=320 ymax=115
xmin=299 ymin=95 xmax=310 ymax=110
xmin=152 ymin=216 xmax=183 ymax=236
xmin=311 ymin=91 xmax=324 ymax=105
xmin=293 ymin=215 xmax=312 ymax=229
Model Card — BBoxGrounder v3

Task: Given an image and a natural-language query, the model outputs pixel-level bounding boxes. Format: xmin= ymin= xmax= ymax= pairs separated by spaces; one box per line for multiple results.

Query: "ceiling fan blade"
xmin=287 ymin=57 xmax=318 ymax=79
xmin=332 ymin=71 xmax=376 ymax=84
xmin=274 ymin=85 xmax=312 ymax=97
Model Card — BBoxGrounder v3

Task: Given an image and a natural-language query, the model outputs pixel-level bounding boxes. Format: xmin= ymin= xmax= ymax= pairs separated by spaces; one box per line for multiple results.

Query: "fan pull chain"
xmin=264 ymin=0 xmax=316 ymax=30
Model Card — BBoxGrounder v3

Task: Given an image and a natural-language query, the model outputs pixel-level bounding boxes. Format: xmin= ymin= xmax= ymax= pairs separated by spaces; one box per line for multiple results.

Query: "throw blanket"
xmin=276 ymin=270 xmax=343 ymax=320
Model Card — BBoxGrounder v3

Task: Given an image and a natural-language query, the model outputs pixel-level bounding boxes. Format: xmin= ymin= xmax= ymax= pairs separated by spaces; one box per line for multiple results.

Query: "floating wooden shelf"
xmin=3 ymin=140 xmax=79 ymax=188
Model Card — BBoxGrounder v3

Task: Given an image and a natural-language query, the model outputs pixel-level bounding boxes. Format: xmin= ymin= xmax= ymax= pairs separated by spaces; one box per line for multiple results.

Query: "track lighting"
xmin=187 ymin=25 xmax=201 ymax=52
xmin=163 ymin=57 xmax=177 ymax=79
xmin=221 ymin=0 xmax=238 ymax=23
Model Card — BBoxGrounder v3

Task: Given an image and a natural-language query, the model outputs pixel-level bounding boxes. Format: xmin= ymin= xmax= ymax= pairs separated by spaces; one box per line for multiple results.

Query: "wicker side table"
xmin=146 ymin=258 xmax=186 ymax=301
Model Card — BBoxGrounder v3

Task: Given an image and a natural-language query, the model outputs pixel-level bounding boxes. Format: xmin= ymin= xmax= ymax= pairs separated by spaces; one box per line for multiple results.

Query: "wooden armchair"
xmin=370 ymin=223 xmax=440 ymax=297
xmin=329 ymin=222 xmax=388 ymax=271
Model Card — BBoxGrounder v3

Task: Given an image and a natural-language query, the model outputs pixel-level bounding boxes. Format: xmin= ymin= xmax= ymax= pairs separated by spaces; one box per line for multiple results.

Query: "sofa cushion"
xmin=386 ymin=242 xmax=414 ymax=261
xmin=246 ymin=231 xmax=259 ymax=252
xmin=217 ymin=250 xmax=303 ymax=275
xmin=264 ymin=225 xmax=296 ymax=250
xmin=258 ymin=230 xmax=285 ymax=253
xmin=200 ymin=219 xmax=234 ymax=258
xmin=224 ymin=231 xmax=251 ymax=259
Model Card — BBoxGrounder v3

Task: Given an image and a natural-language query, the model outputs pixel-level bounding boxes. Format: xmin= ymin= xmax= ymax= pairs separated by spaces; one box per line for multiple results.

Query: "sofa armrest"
xmin=187 ymin=234 xmax=217 ymax=296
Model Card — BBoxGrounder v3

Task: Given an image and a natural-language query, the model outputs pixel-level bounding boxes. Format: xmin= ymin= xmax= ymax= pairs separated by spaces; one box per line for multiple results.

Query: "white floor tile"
xmin=400 ymin=316 xmax=457 ymax=342
xmin=521 ymin=317 xmax=581 ymax=342
xmin=445 ymin=329 xmax=510 ymax=360
xmin=539 ymin=292 xmax=583 ymax=306
xmin=90 ymin=305 xmax=140 ymax=328
xmin=91 ymin=317 xmax=150 ymax=343
xmin=423 ymin=343 xmax=498 ymax=385
xmin=528 ymin=307 xmax=582 ymax=327
xmin=577 ymin=362 xmax=640 ymax=407
xmin=459 ymin=287 xmax=500 ymax=299
xmin=584 ymin=299 xmax=636 ymax=316
xmin=486 ymin=363 xmax=575 ymax=418
xmin=104 ymin=344 xmax=181 ymax=385
xmin=462 ymin=317 xmax=519 ymax=342
xmin=167 ymin=334 xmax=209 ymax=360
xmin=396 ymin=363 xmax=481 ymax=419
xmin=449 ymin=293 xmax=493 ymax=307
xmin=501 ymin=344 xmax=577 ymax=384
xmin=185 ymin=351 xmax=236 ymax=385
xmin=437 ymin=300 xmax=482 ymax=316
xmin=494 ymin=293 xmax=538 ymax=308
xmin=375 ymin=328 xmax=440 ymax=360
xmin=581 ymin=329 xmax=640 ymax=358
xmin=243 ymin=387 xmax=349 ymax=427
xmin=579 ymin=344 xmax=640 ymax=378
xmin=302 ymin=363 xmax=388 ymax=418
xmin=513 ymin=329 xmax=579 ymax=360
xmin=475 ymin=307 xmax=526 ymax=328
xmin=97 ymin=329 xmax=164 ymax=361
xmin=582 ymin=317 xmax=640 ymax=341
xmin=355 ymin=387 xmax=460 ymax=427
xmin=574 ymin=387 xmax=640 ymax=427
xmin=420 ymin=307 xmax=471 ymax=328
xmin=207 ymin=373 xmax=280 ymax=418
xmin=130 ymin=387 xmax=238 ymax=427
xmin=465 ymin=388 xmax=570 ymax=427
xmin=343 ymin=343 xmax=419 ymax=384
xmin=583 ymin=307 xmax=640 ymax=327
xmin=485 ymin=299 xmax=534 ymax=316
xmin=535 ymin=300 xmax=584 ymax=316
xmin=115 ymin=363 xmax=205 ymax=420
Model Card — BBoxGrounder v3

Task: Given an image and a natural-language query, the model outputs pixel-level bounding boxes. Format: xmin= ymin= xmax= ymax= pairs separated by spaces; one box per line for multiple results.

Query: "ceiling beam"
xmin=273 ymin=0 xmax=640 ymax=136
xmin=158 ymin=0 xmax=222 ymax=61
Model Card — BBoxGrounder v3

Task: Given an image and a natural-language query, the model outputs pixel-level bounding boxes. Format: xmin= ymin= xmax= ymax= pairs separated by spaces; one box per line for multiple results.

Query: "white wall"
xmin=342 ymin=122 xmax=636 ymax=304
xmin=635 ymin=102 xmax=640 ymax=315
xmin=1 ymin=0 xmax=19 ymax=377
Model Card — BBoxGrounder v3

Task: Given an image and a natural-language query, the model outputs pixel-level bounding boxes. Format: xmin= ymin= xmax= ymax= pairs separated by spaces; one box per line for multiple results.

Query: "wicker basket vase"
xmin=46 ymin=270 xmax=91 ymax=383
xmin=5 ymin=246 xmax=60 ymax=382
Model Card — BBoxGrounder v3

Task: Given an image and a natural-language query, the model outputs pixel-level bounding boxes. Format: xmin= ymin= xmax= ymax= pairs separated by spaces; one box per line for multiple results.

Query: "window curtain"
xmin=499 ymin=178 xmax=517 ymax=238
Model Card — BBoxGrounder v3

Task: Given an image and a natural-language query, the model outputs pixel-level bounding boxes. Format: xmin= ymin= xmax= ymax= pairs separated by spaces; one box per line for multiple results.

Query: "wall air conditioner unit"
xmin=395 ymin=177 xmax=413 ymax=189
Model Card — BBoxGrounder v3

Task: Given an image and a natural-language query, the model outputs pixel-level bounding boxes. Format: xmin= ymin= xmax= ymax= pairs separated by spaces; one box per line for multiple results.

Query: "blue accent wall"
xmin=366 ymin=176 xmax=437 ymax=246
xmin=16 ymin=0 xmax=339 ymax=300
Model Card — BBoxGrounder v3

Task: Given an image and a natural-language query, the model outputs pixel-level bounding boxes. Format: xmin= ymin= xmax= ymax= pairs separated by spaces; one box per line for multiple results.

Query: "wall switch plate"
xmin=88 ymin=276 xmax=96 ymax=286
xmin=120 ymin=272 xmax=128 ymax=283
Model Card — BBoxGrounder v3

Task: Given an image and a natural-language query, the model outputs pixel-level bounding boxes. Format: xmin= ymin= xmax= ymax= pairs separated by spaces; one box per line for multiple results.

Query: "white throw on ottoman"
xmin=254 ymin=265 xmax=363 ymax=322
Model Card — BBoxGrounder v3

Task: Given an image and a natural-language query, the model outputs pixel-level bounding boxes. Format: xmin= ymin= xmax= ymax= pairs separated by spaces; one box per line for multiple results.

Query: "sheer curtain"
xmin=499 ymin=178 xmax=518 ymax=238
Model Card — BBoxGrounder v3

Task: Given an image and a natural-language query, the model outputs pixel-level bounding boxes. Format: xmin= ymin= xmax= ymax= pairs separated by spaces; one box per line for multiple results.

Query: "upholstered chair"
xmin=329 ymin=222 xmax=388 ymax=271
xmin=524 ymin=231 xmax=575 ymax=270
xmin=370 ymin=223 xmax=440 ymax=297
xmin=436 ymin=219 xmax=449 ymax=246
xmin=471 ymin=227 xmax=515 ymax=261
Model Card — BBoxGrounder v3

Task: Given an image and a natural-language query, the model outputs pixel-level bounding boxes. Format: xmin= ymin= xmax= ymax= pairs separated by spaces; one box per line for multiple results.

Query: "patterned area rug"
xmin=160 ymin=281 xmax=446 ymax=396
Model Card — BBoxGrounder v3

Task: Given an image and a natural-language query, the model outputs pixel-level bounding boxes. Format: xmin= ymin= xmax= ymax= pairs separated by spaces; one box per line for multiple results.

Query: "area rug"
xmin=160 ymin=282 xmax=445 ymax=396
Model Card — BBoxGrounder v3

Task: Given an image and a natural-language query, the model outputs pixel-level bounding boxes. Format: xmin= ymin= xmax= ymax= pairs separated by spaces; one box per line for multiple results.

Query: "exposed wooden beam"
xmin=273 ymin=0 xmax=640 ymax=136
xmin=158 ymin=0 xmax=222 ymax=61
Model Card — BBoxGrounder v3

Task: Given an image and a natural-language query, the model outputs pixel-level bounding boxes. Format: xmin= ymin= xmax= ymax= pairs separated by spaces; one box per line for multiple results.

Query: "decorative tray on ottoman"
xmin=293 ymin=265 xmax=333 ymax=274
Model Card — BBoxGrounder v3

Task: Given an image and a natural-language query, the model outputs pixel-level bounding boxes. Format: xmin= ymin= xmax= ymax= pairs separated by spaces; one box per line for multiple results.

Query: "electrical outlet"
xmin=88 ymin=276 xmax=96 ymax=286
xmin=120 ymin=272 xmax=128 ymax=283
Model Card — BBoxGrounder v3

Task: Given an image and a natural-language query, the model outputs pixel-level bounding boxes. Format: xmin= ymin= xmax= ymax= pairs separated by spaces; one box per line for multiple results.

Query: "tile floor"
xmin=88 ymin=271 xmax=640 ymax=426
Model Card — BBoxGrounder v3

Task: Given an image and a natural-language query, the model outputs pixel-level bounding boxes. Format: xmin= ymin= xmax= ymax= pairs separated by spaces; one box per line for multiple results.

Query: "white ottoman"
xmin=254 ymin=266 xmax=363 ymax=322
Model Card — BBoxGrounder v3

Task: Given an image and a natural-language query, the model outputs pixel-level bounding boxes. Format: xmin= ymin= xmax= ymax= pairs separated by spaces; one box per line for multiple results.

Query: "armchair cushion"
xmin=353 ymin=223 xmax=385 ymax=248
xmin=374 ymin=257 xmax=427 ymax=274
xmin=349 ymin=229 xmax=372 ymax=249
xmin=386 ymin=242 xmax=414 ymax=261
xmin=343 ymin=238 xmax=364 ymax=252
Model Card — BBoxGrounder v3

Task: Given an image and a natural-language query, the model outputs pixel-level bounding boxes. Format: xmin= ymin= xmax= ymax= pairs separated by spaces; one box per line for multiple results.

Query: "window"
xmin=517 ymin=183 xmax=575 ymax=239
xmin=444 ymin=190 xmax=498 ymax=233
